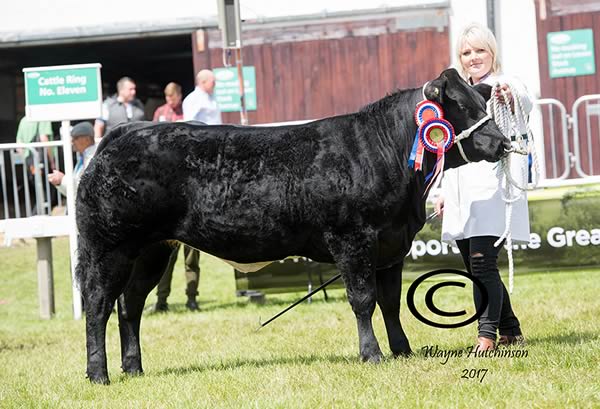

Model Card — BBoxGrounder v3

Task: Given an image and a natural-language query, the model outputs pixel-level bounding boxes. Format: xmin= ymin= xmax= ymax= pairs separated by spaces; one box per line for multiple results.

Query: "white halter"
xmin=453 ymin=102 xmax=494 ymax=163
xmin=421 ymin=82 xmax=493 ymax=164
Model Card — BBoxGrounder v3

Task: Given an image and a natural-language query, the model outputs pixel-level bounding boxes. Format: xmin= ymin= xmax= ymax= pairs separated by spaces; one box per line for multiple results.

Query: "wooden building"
xmin=193 ymin=6 xmax=451 ymax=124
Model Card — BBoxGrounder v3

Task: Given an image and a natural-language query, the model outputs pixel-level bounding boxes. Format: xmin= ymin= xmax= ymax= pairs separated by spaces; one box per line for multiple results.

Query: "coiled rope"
xmin=488 ymin=82 xmax=539 ymax=293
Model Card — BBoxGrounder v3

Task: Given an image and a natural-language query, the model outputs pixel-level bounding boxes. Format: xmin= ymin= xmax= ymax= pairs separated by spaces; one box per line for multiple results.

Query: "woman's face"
xmin=460 ymin=41 xmax=493 ymax=83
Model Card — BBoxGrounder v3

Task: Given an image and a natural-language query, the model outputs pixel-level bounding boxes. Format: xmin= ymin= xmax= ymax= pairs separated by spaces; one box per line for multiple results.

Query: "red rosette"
xmin=414 ymin=100 xmax=444 ymax=126
xmin=418 ymin=118 xmax=455 ymax=153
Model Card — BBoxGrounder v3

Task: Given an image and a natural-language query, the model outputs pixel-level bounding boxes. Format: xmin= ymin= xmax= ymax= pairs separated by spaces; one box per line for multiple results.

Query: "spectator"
xmin=16 ymin=116 xmax=56 ymax=174
xmin=152 ymin=70 xmax=223 ymax=312
xmin=48 ymin=121 xmax=97 ymax=197
xmin=94 ymin=77 xmax=145 ymax=138
xmin=16 ymin=116 xmax=56 ymax=214
xmin=153 ymin=82 xmax=184 ymax=122
xmin=151 ymin=82 xmax=198 ymax=312
xmin=182 ymin=69 xmax=222 ymax=124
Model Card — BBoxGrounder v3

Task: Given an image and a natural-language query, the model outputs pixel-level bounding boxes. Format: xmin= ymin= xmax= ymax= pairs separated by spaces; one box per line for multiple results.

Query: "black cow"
xmin=76 ymin=68 xmax=509 ymax=384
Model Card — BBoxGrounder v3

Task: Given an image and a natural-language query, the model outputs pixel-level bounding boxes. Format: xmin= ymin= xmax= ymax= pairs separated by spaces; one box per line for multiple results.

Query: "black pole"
xmin=257 ymin=273 xmax=341 ymax=330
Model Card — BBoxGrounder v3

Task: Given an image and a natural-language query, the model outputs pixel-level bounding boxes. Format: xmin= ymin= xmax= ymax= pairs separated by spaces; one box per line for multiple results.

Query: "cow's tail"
xmin=74 ymin=236 xmax=89 ymax=287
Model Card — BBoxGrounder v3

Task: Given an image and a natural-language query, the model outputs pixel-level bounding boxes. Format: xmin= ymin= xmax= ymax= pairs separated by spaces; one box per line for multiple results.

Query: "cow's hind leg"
xmin=376 ymin=262 xmax=412 ymax=357
xmin=324 ymin=229 xmax=383 ymax=363
xmin=118 ymin=241 xmax=179 ymax=376
xmin=80 ymin=248 xmax=134 ymax=385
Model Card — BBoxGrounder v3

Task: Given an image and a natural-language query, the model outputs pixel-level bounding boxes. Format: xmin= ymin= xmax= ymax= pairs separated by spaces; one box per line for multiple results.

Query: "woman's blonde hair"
xmin=455 ymin=22 xmax=501 ymax=80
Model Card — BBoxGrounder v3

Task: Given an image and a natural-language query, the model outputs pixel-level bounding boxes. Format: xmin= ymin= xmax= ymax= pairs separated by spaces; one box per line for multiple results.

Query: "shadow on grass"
xmin=153 ymin=353 xmax=358 ymax=378
xmin=525 ymin=331 xmax=599 ymax=346
xmin=146 ymin=293 xmax=349 ymax=316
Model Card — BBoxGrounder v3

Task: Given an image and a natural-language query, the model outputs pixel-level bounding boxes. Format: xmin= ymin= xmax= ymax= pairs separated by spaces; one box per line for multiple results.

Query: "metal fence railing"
xmin=533 ymin=98 xmax=571 ymax=180
xmin=0 ymin=140 xmax=65 ymax=224
xmin=572 ymin=94 xmax=600 ymax=178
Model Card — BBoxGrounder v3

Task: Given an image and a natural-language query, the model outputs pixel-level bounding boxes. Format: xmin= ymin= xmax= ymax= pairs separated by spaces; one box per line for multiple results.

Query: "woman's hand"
xmin=495 ymin=83 xmax=515 ymax=110
xmin=434 ymin=195 xmax=444 ymax=218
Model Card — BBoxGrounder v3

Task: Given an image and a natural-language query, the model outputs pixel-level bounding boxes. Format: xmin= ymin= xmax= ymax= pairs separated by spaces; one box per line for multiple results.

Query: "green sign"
xmin=23 ymin=63 xmax=102 ymax=121
xmin=547 ymin=29 xmax=596 ymax=78
xmin=214 ymin=66 xmax=257 ymax=112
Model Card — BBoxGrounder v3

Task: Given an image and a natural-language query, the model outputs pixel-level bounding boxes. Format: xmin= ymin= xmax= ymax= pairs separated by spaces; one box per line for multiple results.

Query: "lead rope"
xmin=489 ymin=82 xmax=539 ymax=293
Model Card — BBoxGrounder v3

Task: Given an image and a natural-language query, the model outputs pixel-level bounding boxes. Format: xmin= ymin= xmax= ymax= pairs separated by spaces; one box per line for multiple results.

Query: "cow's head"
xmin=423 ymin=68 xmax=510 ymax=167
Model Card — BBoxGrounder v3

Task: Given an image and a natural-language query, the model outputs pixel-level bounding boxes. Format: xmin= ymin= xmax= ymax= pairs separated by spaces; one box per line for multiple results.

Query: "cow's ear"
xmin=424 ymin=79 xmax=445 ymax=104
xmin=472 ymin=84 xmax=493 ymax=102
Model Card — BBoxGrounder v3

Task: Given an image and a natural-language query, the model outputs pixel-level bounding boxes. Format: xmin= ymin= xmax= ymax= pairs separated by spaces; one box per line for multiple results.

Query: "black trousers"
xmin=456 ymin=236 xmax=522 ymax=341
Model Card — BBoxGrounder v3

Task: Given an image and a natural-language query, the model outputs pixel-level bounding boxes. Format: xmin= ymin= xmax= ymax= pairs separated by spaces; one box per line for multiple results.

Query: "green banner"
xmin=213 ymin=66 xmax=257 ymax=112
xmin=24 ymin=67 xmax=100 ymax=105
xmin=235 ymin=182 xmax=600 ymax=295
xmin=405 ymin=183 xmax=600 ymax=274
xmin=547 ymin=29 xmax=596 ymax=78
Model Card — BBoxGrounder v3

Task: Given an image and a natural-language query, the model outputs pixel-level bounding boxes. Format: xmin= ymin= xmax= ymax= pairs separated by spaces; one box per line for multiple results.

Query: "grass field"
xmin=1 ymin=237 xmax=599 ymax=408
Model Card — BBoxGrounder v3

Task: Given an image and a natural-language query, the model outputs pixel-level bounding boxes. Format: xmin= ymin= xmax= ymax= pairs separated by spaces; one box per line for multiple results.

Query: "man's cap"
xmin=71 ymin=122 xmax=94 ymax=138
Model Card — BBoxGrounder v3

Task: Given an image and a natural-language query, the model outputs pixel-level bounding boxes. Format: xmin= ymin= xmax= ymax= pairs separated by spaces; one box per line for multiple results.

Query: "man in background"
xmin=15 ymin=117 xmax=56 ymax=214
xmin=151 ymin=82 xmax=199 ymax=312
xmin=48 ymin=121 xmax=97 ymax=196
xmin=182 ymin=69 xmax=222 ymax=124
xmin=95 ymin=76 xmax=145 ymax=138
xmin=151 ymin=70 xmax=223 ymax=312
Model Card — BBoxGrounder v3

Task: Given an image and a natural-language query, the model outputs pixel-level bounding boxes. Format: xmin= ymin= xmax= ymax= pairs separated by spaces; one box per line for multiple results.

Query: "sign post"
xmin=22 ymin=63 xmax=102 ymax=320
xmin=217 ymin=0 xmax=248 ymax=124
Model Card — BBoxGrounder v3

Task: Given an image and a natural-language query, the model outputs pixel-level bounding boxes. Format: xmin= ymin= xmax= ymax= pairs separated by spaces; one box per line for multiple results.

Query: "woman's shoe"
xmin=498 ymin=334 xmax=526 ymax=346
xmin=474 ymin=336 xmax=495 ymax=351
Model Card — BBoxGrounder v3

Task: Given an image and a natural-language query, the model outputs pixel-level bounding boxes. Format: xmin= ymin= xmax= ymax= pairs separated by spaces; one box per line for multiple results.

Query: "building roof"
xmin=0 ymin=0 xmax=447 ymax=47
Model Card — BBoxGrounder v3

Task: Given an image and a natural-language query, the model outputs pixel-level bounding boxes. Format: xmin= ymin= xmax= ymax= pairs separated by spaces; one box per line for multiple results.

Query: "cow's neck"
xmin=372 ymin=87 xmax=439 ymax=185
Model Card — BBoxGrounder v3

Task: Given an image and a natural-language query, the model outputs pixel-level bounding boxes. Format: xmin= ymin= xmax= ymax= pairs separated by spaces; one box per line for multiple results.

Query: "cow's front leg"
xmin=376 ymin=262 xmax=412 ymax=357
xmin=118 ymin=241 xmax=178 ymax=376
xmin=324 ymin=229 xmax=382 ymax=363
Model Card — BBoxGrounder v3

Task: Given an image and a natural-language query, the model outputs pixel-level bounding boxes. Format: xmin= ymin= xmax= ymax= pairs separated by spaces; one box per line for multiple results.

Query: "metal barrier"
xmin=533 ymin=98 xmax=570 ymax=179
xmin=0 ymin=140 xmax=64 ymax=222
xmin=572 ymin=94 xmax=600 ymax=178
xmin=0 ymin=126 xmax=80 ymax=320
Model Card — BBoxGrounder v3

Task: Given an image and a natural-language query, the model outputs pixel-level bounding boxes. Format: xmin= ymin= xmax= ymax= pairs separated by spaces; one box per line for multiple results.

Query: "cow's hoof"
xmin=87 ymin=374 xmax=110 ymax=385
xmin=123 ymin=369 xmax=144 ymax=377
xmin=361 ymin=351 xmax=384 ymax=363
xmin=391 ymin=341 xmax=413 ymax=357
xmin=392 ymin=349 xmax=413 ymax=358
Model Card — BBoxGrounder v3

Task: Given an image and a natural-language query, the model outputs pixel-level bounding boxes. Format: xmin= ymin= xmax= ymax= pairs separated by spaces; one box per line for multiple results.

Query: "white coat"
xmin=441 ymin=73 xmax=533 ymax=244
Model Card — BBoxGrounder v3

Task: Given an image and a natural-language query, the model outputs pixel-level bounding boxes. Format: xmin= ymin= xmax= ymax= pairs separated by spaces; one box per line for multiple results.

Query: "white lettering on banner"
xmin=591 ymin=229 xmax=600 ymax=245
xmin=529 ymin=233 xmax=542 ymax=249
xmin=57 ymin=86 xmax=86 ymax=95
xmin=546 ymin=227 xmax=600 ymax=248
xmin=38 ymin=76 xmax=65 ymax=86
xmin=410 ymin=240 xmax=460 ymax=260
xmin=409 ymin=228 xmax=599 ymax=259
xmin=66 ymin=75 xmax=87 ymax=86
xmin=548 ymin=227 xmax=567 ymax=247
xmin=39 ymin=88 xmax=54 ymax=96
